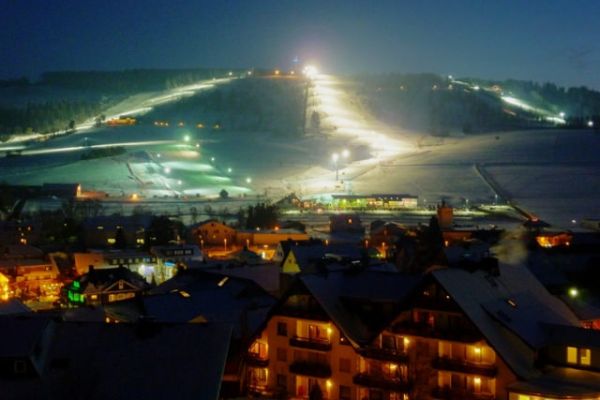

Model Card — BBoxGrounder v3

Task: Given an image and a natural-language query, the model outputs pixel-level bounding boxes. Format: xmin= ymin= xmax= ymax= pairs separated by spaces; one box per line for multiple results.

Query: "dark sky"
xmin=2 ymin=0 xmax=600 ymax=89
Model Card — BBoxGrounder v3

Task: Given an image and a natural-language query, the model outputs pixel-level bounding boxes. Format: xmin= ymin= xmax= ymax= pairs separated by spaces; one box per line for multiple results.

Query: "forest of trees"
xmin=39 ymin=68 xmax=240 ymax=93
xmin=0 ymin=68 xmax=244 ymax=141
xmin=150 ymin=78 xmax=305 ymax=134
xmin=0 ymin=100 xmax=107 ymax=140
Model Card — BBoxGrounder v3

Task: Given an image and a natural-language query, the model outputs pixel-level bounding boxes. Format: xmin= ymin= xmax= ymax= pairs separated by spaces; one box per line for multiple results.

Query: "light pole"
xmin=332 ymin=149 xmax=350 ymax=182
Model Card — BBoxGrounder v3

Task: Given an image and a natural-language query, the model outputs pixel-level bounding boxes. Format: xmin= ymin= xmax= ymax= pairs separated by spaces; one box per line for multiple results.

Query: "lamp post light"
xmin=331 ymin=149 xmax=350 ymax=182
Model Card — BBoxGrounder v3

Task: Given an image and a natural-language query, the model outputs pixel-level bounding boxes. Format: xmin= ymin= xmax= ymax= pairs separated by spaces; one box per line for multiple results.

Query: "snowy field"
xmin=1 ymin=74 xmax=598 ymax=230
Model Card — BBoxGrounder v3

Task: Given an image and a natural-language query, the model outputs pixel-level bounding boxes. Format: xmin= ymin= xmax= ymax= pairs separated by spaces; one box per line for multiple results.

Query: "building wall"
xmin=248 ymin=314 xmax=361 ymax=399
xmin=195 ymin=222 xmax=236 ymax=246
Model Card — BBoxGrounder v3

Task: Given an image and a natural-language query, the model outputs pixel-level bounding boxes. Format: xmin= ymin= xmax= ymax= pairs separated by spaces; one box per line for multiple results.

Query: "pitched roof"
xmin=1 ymin=317 xmax=231 ymax=400
xmin=0 ymin=315 xmax=51 ymax=358
xmin=541 ymin=323 xmax=600 ymax=349
xmin=113 ymin=270 xmax=276 ymax=339
xmin=79 ymin=266 xmax=149 ymax=292
xmin=298 ymin=271 xmax=421 ymax=346
xmin=432 ymin=265 xmax=580 ymax=379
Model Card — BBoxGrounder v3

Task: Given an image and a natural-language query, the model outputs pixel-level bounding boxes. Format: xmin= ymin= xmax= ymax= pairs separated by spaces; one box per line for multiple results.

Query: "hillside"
xmin=350 ymin=73 xmax=600 ymax=135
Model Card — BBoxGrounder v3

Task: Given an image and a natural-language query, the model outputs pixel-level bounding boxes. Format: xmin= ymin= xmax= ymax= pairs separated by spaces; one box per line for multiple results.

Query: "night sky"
xmin=2 ymin=0 xmax=600 ymax=89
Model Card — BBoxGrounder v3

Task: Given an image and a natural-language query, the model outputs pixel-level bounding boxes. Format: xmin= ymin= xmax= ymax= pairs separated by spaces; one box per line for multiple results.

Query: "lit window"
xmin=580 ymin=348 xmax=592 ymax=366
xmin=107 ymin=238 xmax=116 ymax=244
xmin=567 ymin=346 xmax=578 ymax=364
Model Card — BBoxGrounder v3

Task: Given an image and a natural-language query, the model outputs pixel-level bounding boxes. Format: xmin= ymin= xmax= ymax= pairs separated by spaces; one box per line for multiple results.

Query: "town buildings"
xmin=244 ymin=263 xmax=600 ymax=400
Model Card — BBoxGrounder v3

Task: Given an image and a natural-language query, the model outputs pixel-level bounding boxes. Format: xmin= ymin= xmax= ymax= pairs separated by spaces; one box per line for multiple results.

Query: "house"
xmin=0 ymin=258 xmax=61 ymax=300
xmin=244 ymin=270 xmax=421 ymax=398
xmin=330 ymin=214 xmax=365 ymax=234
xmin=245 ymin=262 xmax=600 ymax=400
xmin=66 ymin=265 xmax=149 ymax=306
xmin=192 ymin=219 xmax=237 ymax=247
xmin=105 ymin=269 xmax=277 ymax=397
xmin=73 ymin=250 xmax=157 ymax=282
xmin=0 ymin=315 xmax=231 ymax=400
xmin=274 ymin=239 xmax=324 ymax=263
xmin=280 ymin=243 xmax=364 ymax=274
xmin=150 ymin=244 xmax=203 ymax=282
xmin=81 ymin=215 xmax=152 ymax=249
xmin=332 ymin=194 xmax=418 ymax=210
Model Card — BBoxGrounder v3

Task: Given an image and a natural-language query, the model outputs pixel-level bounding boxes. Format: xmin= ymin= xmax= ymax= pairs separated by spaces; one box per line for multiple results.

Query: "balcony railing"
xmin=432 ymin=356 xmax=497 ymax=377
xmin=391 ymin=321 xmax=482 ymax=343
xmin=289 ymin=336 xmax=332 ymax=351
xmin=357 ymin=347 xmax=409 ymax=363
xmin=353 ymin=372 xmax=411 ymax=392
xmin=248 ymin=383 xmax=269 ymax=396
xmin=289 ymin=360 xmax=332 ymax=378
xmin=432 ymin=386 xmax=495 ymax=400
xmin=245 ymin=352 xmax=269 ymax=367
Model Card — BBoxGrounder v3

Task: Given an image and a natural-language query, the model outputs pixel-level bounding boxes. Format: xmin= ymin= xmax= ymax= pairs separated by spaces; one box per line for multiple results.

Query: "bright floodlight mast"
xmin=331 ymin=149 xmax=350 ymax=182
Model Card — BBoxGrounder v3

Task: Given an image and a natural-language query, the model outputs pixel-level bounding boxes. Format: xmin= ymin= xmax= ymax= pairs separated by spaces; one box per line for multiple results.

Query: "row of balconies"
xmin=432 ymin=356 xmax=497 ymax=377
xmin=352 ymin=372 xmax=411 ymax=392
xmin=432 ymin=385 xmax=495 ymax=400
xmin=391 ymin=321 xmax=482 ymax=343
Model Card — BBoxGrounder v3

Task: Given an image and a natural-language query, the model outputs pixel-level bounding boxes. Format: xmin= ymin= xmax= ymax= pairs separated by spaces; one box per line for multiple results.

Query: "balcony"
xmin=289 ymin=360 xmax=332 ymax=378
xmin=432 ymin=356 xmax=497 ymax=377
xmin=289 ymin=336 xmax=332 ymax=351
xmin=391 ymin=321 xmax=482 ymax=343
xmin=245 ymin=352 xmax=269 ymax=367
xmin=432 ymin=386 xmax=495 ymax=400
xmin=353 ymin=372 xmax=411 ymax=392
xmin=248 ymin=383 xmax=269 ymax=396
xmin=357 ymin=347 xmax=409 ymax=363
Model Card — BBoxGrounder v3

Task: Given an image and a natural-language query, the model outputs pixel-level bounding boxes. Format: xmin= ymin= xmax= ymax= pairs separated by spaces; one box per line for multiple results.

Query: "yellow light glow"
xmin=326 ymin=380 xmax=332 ymax=389
xmin=474 ymin=347 xmax=481 ymax=354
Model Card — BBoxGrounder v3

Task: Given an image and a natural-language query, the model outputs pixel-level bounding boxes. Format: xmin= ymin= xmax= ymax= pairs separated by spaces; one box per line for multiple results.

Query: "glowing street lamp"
xmin=183 ymin=135 xmax=190 ymax=142
xmin=246 ymin=177 xmax=252 ymax=184
xmin=588 ymin=120 xmax=595 ymax=128
xmin=227 ymin=167 xmax=232 ymax=173
xmin=164 ymin=167 xmax=171 ymax=174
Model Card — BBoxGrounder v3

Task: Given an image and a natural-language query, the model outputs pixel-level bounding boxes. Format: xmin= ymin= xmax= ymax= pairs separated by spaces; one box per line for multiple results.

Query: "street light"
xmin=246 ymin=177 xmax=252 ymax=184
xmin=227 ymin=167 xmax=232 ymax=173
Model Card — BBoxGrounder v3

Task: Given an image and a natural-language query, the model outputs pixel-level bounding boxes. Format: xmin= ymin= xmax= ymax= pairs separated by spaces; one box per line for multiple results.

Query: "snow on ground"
xmin=1 ymin=74 xmax=598 ymax=230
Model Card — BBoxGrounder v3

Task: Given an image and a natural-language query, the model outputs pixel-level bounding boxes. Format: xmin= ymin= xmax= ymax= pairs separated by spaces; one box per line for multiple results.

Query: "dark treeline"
xmin=0 ymin=100 xmax=107 ymax=140
xmin=0 ymin=77 xmax=30 ymax=88
xmin=1 ymin=68 xmax=242 ymax=140
xmin=40 ymin=68 xmax=241 ymax=93
xmin=150 ymin=78 xmax=305 ymax=133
